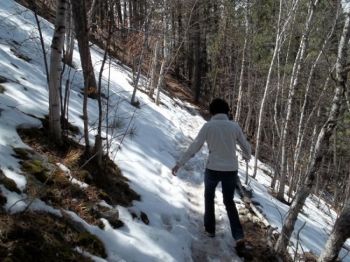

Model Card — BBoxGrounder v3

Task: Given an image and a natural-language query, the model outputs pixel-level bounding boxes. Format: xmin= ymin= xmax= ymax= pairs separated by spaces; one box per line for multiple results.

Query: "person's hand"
xmin=171 ymin=165 xmax=180 ymax=176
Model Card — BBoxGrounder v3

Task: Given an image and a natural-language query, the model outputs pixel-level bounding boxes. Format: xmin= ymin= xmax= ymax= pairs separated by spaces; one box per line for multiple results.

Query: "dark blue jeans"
xmin=204 ymin=169 xmax=244 ymax=240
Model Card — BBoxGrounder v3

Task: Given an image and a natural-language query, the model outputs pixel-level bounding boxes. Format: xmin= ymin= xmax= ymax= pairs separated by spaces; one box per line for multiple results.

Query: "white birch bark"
xmin=235 ymin=0 xmax=249 ymax=122
xmin=131 ymin=14 xmax=150 ymax=105
xmin=243 ymin=69 xmax=255 ymax=134
xmin=48 ymin=0 xmax=67 ymax=144
xmin=253 ymin=0 xmax=299 ymax=178
xmin=155 ymin=59 xmax=166 ymax=106
xmin=275 ymin=10 xmax=350 ymax=255
xmin=155 ymin=0 xmax=168 ymax=106
xmin=277 ymin=0 xmax=319 ymax=200
xmin=148 ymin=41 xmax=159 ymax=99
xmin=64 ymin=0 xmax=74 ymax=65
xmin=293 ymin=6 xmax=338 ymax=181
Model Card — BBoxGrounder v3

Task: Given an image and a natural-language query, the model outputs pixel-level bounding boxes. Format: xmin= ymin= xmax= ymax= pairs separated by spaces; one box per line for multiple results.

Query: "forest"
xmin=0 ymin=0 xmax=350 ymax=261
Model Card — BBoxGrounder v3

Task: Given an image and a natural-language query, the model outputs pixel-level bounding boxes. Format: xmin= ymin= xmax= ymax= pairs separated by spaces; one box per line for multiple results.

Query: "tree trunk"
xmin=155 ymin=59 xmax=166 ymax=106
xmin=254 ymin=0 xmax=285 ymax=178
xmin=318 ymin=198 xmax=350 ymax=262
xmin=71 ymin=0 xmax=98 ymax=153
xmin=131 ymin=15 xmax=150 ymax=106
xmin=72 ymin=0 xmax=98 ymax=97
xmin=191 ymin=3 xmax=201 ymax=103
xmin=30 ymin=1 xmax=50 ymax=86
xmin=155 ymin=0 xmax=168 ymax=106
xmin=64 ymin=0 xmax=74 ymax=65
xmin=292 ymin=3 xmax=338 ymax=188
xmin=128 ymin=0 xmax=133 ymax=28
xmin=235 ymin=0 xmax=250 ymax=122
xmin=148 ymin=41 xmax=159 ymax=99
xmin=87 ymin=0 xmax=98 ymax=28
xmin=277 ymin=0 xmax=319 ymax=201
xmin=244 ymin=65 xmax=254 ymax=134
xmin=48 ymin=0 xmax=67 ymax=145
xmin=123 ymin=1 xmax=127 ymax=28
xmin=274 ymin=9 xmax=350 ymax=255
xmin=95 ymin=6 xmax=113 ymax=167
xmin=115 ymin=0 xmax=123 ymax=27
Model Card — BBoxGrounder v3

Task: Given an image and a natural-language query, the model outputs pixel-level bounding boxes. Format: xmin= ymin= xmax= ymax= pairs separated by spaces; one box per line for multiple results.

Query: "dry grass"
xmin=0 ymin=122 xmax=140 ymax=260
xmin=0 ymin=212 xmax=106 ymax=261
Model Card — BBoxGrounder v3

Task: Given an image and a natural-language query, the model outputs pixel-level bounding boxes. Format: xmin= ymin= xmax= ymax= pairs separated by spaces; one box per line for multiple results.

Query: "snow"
xmin=0 ymin=0 xmax=349 ymax=261
xmin=57 ymin=163 xmax=89 ymax=189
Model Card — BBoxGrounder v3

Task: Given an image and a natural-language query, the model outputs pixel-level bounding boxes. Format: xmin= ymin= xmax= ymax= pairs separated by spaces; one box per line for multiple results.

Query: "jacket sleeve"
xmin=236 ymin=125 xmax=251 ymax=160
xmin=177 ymin=124 xmax=207 ymax=167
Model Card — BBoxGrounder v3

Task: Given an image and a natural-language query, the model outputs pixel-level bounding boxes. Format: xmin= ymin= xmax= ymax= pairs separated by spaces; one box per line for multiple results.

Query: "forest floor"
xmin=0 ymin=119 xmax=139 ymax=261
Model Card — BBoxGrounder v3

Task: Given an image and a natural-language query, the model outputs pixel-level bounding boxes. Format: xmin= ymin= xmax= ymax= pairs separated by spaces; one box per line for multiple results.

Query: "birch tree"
xmin=253 ymin=0 xmax=299 ymax=178
xmin=275 ymin=9 xmax=350 ymax=255
xmin=48 ymin=0 xmax=67 ymax=144
xmin=277 ymin=0 xmax=319 ymax=201
xmin=292 ymin=9 xmax=339 ymax=185
xmin=130 ymin=9 xmax=151 ymax=106
xmin=64 ymin=0 xmax=74 ymax=65
xmin=318 ymin=197 xmax=350 ymax=261
xmin=95 ymin=3 xmax=114 ymax=167
xmin=235 ymin=0 xmax=250 ymax=122
xmin=155 ymin=59 xmax=166 ymax=106
xmin=148 ymin=41 xmax=159 ymax=98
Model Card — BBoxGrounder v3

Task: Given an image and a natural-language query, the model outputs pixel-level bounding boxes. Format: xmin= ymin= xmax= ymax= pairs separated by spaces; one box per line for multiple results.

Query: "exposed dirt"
xmin=241 ymin=219 xmax=286 ymax=262
xmin=17 ymin=120 xmax=140 ymax=208
xmin=0 ymin=118 xmax=140 ymax=261
xmin=0 ymin=212 xmax=105 ymax=262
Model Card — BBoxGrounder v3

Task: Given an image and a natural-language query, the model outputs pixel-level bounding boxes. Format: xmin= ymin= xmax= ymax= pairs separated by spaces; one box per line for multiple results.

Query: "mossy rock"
xmin=12 ymin=147 xmax=33 ymax=160
xmin=22 ymin=159 xmax=45 ymax=174
xmin=76 ymin=232 xmax=107 ymax=258
xmin=0 ymin=171 xmax=21 ymax=194
xmin=21 ymin=160 xmax=50 ymax=183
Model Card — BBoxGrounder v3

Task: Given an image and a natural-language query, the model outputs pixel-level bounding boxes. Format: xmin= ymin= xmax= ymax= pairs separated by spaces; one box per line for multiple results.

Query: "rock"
xmin=92 ymin=204 xmax=123 ymax=229
xmin=140 ymin=211 xmax=149 ymax=225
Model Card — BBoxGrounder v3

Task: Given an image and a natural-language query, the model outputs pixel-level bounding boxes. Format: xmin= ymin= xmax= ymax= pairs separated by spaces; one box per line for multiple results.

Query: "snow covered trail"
xmin=171 ymin=112 xmax=243 ymax=262
xmin=185 ymin=182 xmax=243 ymax=262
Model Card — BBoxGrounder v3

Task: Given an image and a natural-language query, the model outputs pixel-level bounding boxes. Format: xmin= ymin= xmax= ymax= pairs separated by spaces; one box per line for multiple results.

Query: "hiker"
xmin=171 ymin=98 xmax=251 ymax=255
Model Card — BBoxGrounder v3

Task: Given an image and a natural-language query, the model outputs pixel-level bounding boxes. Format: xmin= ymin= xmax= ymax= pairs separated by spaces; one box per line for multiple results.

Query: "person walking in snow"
xmin=171 ymin=98 xmax=251 ymax=255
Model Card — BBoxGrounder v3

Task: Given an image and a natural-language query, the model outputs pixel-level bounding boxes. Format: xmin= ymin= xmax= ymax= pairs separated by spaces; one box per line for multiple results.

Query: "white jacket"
xmin=177 ymin=114 xmax=251 ymax=171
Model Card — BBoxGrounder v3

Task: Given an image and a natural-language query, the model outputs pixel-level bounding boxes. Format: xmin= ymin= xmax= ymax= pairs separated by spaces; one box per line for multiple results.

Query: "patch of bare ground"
xmin=241 ymin=220 xmax=279 ymax=262
xmin=17 ymin=119 xmax=139 ymax=208
xmin=0 ymin=212 xmax=105 ymax=261
xmin=239 ymin=209 xmax=292 ymax=262
xmin=0 ymin=117 xmax=140 ymax=261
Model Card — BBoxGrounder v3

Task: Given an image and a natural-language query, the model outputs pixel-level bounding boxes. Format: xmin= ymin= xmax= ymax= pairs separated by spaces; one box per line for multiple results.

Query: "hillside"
xmin=0 ymin=1 xmax=349 ymax=262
